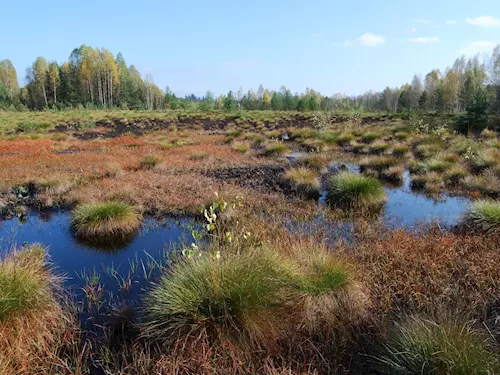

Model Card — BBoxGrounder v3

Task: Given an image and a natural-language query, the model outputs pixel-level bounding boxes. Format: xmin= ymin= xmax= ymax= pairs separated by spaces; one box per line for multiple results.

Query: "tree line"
xmin=1 ymin=44 xmax=499 ymax=114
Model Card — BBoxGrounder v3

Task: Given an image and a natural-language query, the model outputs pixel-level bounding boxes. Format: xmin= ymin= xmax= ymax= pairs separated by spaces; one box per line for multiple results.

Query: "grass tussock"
xmin=142 ymin=249 xmax=292 ymax=350
xmin=284 ymin=167 xmax=320 ymax=197
xmin=72 ymin=202 xmax=142 ymax=239
xmin=232 ymin=142 xmax=250 ymax=154
xmin=140 ymin=154 xmax=160 ymax=169
xmin=263 ymin=142 xmax=290 ymax=157
xmin=0 ymin=245 xmax=51 ymax=322
xmin=465 ymin=200 xmax=500 ymax=235
xmin=327 ymin=172 xmax=386 ymax=209
xmin=297 ymin=154 xmax=330 ymax=172
xmin=376 ymin=318 xmax=499 ymax=375
xmin=0 ymin=245 xmax=85 ymax=374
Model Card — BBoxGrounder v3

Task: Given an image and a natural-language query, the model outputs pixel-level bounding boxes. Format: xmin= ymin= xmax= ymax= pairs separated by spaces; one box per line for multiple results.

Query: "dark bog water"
xmin=382 ymin=171 xmax=469 ymax=228
xmin=0 ymin=210 xmax=194 ymax=325
xmin=316 ymin=165 xmax=470 ymax=229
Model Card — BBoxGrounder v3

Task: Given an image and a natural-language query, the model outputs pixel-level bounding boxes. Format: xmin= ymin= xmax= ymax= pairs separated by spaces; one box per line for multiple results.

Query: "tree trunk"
xmin=42 ymin=85 xmax=48 ymax=107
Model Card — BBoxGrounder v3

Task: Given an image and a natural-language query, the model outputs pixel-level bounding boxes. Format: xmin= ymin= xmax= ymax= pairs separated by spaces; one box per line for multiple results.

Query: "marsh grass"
xmin=376 ymin=318 xmax=499 ymax=375
xmin=263 ymin=142 xmax=290 ymax=157
xmin=359 ymin=156 xmax=399 ymax=172
xmin=468 ymin=149 xmax=499 ymax=174
xmin=284 ymin=167 xmax=320 ymax=198
xmin=140 ymin=154 xmax=160 ymax=169
xmin=0 ymin=245 xmax=52 ymax=322
xmin=465 ymin=200 xmax=500 ymax=235
xmin=190 ymin=151 xmax=209 ymax=160
xmin=368 ymin=141 xmax=390 ymax=155
xmin=232 ymin=142 xmax=250 ymax=154
xmin=424 ymin=158 xmax=452 ymax=173
xmin=142 ymin=249 xmax=293 ymax=350
xmin=0 ymin=245 xmax=85 ymax=374
xmin=327 ymin=172 xmax=386 ymax=209
xmin=360 ymin=132 xmax=380 ymax=144
xmin=72 ymin=202 xmax=142 ymax=239
xmin=297 ymin=154 xmax=330 ymax=172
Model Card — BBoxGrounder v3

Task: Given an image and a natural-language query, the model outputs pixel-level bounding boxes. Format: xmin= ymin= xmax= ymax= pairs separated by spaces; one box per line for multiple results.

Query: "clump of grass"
xmin=288 ymin=245 xmax=369 ymax=335
xmin=327 ymin=172 xmax=386 ymax=209
xmin=451 ymin=136 xmax=480 ymax=156
xmin=140 ymin=154 xmax=160 ymax=169
xmin=410 ymin=172 xmax=442 ymax=192
xmin=481 ymin=128 xmax=497 ymax=139
xmin=190 ymin=151 xmax=208 ymax=160
xmin=285 ymin=167 xmax=320 ymax=198
xmin=142 ymin=249 xmax=292 ymax=349
xmin=0 ymin=245 xmax=83 ymax=374
xmin=376 ymin=318 xmax=499 ymax=375
xmin=104 ymin=163 xmax=123 ymax=178
xmin=351 ymin=142 xmax=367 ymax=154
xmin=226 ymin=129 xmax=242 ymax=138
xmin=232 ymin=142 xmax=250 ymax=154
xmin=440 ymin=152 xmax=461 ymax=163
xmin=425 ymin=158 xmax=451 ymax=173
xmin=360 ymin=156 xmax=399 ymax=171
xmin=414 ymin=143 xmax=441 ymax=159
xmin=72 ymin=202 xmax=142 ymax=239
xmin=394 ymin=131 xmax=410 ymax=140
xmin=318 ymin=131 xmax=339 ymax=145
xmin=336 ymin=133 xmax=355 ymax=146
xmin=16 ymin=121 xmax=51 ymax=133
xmin=360 ymin=132 xmax=380 ymax=144
xmin=380 ymin=166 xmax=405 ymax=183
xmin=369 ymin=141 xmax=390 ymax=155
xmin=392 ymin=144 xmax=409 ymax=157
xmin=465 ymin=199 xmax=500 ymax=235
xmin=297 ymin=154 xmax=330 ymax=172
xmin=443 ymin=166 xmax=468 ymax=184
xmin=51 ymin=133 xmax=68 ymax=141
xmin=0 ymin=245 xmax=53 ymax=322
xmin=263 ymin=142 xmax=290 ymax=157
xmin=468 ymin=149 xmax=499 ymax=174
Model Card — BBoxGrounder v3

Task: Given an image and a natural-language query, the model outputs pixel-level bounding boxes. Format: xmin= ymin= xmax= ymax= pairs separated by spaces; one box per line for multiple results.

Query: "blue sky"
xmin=1 ymin=0 xmax=499 ymax=96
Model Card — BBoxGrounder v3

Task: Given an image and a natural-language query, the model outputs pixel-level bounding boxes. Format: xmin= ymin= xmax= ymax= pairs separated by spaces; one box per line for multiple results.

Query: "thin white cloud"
xmin=357 ymin=33 xmax=385 ymax=47
xmin=409 ymin=36 xmax=440 ymax=44
xmin=343 ymin=40 xmax=353 ymax=47
xmin=458 ymin=41 xmax=497 ymax=55
xmin=445 ymin=20 xmax=457 ymax=25
xmin=311 ymin=33 xmax=324 ymax=41
xmin=410 ymin=28 xmax=417 ymax=33
xmin=413 ymin=18 xmax=430 ymax=24
xmin=466 ymin=16 xmax=500 ymax=28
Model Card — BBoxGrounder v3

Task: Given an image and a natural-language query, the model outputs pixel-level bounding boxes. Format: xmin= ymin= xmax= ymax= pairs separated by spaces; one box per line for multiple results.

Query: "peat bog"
xmin=0 ymin=110 xmax=499 ymax=374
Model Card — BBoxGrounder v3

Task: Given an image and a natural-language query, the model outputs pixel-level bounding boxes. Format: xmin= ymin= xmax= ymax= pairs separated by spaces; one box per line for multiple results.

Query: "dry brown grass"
xmin=0 ymin=246 xmax=87 ymax=375
xmin=347 ymin=230 xmax=500 ymax=316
